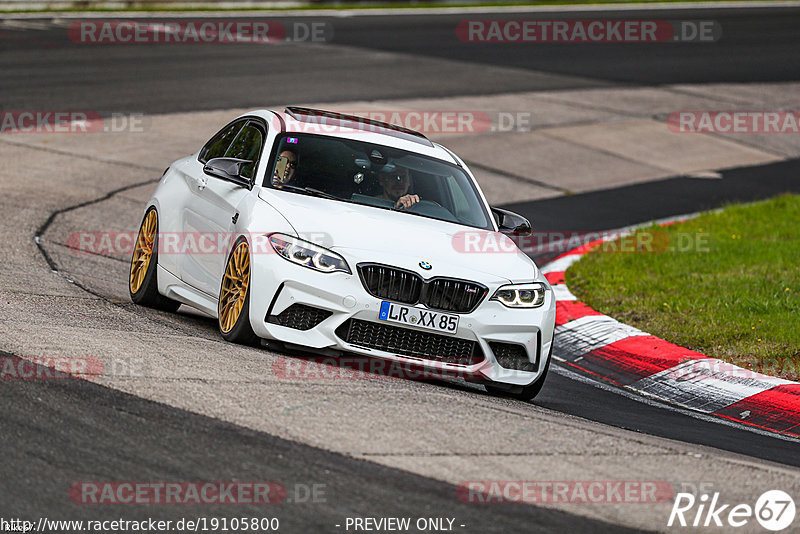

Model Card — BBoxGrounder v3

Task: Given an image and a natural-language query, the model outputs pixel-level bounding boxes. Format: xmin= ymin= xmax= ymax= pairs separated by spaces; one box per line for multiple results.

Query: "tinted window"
xmin=199 ymin=121 xmax=244 ymax=163
xmin=224 ymin=124 xmax=263 ymax=179
xmin=266 ymin=134 xmax=492 ymax=230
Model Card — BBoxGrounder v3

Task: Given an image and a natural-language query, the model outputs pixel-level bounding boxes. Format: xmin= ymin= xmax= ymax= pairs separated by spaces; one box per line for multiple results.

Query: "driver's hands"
xmin=395 ymin=194 xmax=420 ymax=209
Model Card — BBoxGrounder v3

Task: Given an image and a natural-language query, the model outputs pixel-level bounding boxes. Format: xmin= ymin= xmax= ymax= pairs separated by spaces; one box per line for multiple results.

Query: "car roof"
xmin=239 ymin=108 xmax=462 ymax=166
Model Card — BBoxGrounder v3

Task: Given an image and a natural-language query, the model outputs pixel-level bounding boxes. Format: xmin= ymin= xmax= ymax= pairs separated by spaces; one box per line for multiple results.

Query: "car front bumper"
xmin=248 ymin=253 xmax=556 ymax=387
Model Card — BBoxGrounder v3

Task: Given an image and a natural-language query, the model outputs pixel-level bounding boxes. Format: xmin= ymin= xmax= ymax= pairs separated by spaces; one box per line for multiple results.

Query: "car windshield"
xmin=266 ymin=134 xmax=493 ymax=230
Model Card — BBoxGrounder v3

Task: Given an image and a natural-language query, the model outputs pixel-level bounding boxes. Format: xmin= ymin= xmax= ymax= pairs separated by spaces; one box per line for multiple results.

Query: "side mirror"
xmin=203 ymin=158 xmax=253 ymax=189
xmin=491 ymin=207 xmax=532 ymax=236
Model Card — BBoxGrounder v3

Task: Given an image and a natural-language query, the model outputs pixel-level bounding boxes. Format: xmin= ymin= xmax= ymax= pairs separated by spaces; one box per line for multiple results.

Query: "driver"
xmin=378 ymin=167 xmax=419 ymax=209
xmin=272 ymin=148 xmax=298 ymax=186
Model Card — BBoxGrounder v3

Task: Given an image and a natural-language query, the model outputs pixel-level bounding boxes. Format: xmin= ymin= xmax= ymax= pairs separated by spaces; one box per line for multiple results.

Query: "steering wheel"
xmin=405 ymin=199 xmax=443 ymax=210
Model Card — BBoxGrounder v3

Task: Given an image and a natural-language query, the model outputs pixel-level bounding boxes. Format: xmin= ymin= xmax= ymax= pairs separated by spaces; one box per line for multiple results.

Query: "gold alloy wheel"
xmin=219 ymin=241 xmax=251 ymax=334
xmin=129 ymin=209 xmax=157 ymax=294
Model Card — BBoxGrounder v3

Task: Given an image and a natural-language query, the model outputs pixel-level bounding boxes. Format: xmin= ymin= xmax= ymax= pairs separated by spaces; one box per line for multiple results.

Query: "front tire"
xmin=129 ymin=207 xmax=181 ymax=312
xmin=218 ymin=237 xmax=258 ymax=346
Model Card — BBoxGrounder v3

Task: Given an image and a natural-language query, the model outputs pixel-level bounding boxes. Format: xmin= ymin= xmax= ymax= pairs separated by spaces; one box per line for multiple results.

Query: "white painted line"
xmin=555 ymin=315 xmax=647 ymax=359
xmin=551 ymin=364 xmax=800 ymax=443
xmin=0 ymin=19 xmax=53 ymax=30
xmin=540 ymin=253 xmax=582 ymax=275
xmin=551 ymin=284 xmax=577 ymax=302
xmin=630 ymin=359 xmax=794 ymax=413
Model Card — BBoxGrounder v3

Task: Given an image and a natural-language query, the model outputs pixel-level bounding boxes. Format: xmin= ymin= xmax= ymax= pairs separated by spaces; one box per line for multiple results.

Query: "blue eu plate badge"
xmin=379 ymin=301 xmax=391 ymax=320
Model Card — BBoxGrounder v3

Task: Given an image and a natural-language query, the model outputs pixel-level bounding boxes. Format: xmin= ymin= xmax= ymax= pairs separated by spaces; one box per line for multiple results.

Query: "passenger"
xmin=273 ymin=149 xmax=298 ymax=185
xmin=378 ymin=167 xmax=419 ymax=209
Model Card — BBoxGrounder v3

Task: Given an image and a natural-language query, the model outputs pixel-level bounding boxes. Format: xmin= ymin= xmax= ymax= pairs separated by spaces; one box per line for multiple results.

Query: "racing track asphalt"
xmin=0 ymin=352 xmax=641 ymax=532
xmin=28 ymin=157 xmax=800 ymax=473
xmin=22 ymin=156 xmax=800 ymax=470
xmin=1 ymin=6 xmax=800 ymax=113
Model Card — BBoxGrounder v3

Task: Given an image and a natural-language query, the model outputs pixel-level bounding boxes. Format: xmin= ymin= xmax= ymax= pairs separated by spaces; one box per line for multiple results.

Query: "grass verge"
xmin=566 ymin=193 xmax=800 ymax=380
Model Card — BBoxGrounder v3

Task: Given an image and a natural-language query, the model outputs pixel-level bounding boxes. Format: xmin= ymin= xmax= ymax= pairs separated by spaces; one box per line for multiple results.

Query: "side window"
xmin=224 ymin=123 xmax=264 ymax=180
xmin=199 ymin=121 xmax=245 ymax=163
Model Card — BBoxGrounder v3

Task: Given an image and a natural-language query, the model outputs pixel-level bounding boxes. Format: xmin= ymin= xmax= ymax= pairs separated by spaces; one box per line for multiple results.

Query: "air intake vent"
xmin=335 ymin=319 xmax=484 ymax=366
xmin=267 ymin=304 xmax=332 ymax=331
xmin=489 ymin=342 xmax=537 ymax=372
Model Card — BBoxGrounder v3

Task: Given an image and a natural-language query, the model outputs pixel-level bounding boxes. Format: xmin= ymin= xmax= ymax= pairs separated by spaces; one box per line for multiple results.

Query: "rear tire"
xmin=129 ymin=207 xmax=181 ymax=312
xmin=485 ymin=342 xmax=553 ymax=401
xmin=217 ymin=237 xmax=258 ymax=346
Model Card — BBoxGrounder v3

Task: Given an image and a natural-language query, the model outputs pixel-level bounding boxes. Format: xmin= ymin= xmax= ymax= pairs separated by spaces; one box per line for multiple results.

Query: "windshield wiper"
xmin=277 ymin=184 xmax=342 ymax=201
xmin=305 ymin=187 xmax=342 ymax=200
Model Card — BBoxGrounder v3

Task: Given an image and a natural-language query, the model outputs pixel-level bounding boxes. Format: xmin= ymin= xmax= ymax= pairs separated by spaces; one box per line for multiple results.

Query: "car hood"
xmin=258 ymin=189 xmax=537 ymax=284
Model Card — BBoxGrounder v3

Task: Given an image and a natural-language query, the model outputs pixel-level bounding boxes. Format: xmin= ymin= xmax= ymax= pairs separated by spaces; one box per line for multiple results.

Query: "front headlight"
xmin=268 ymin=233 xmax=351 ymax=274
xmin=491 ymin=282 xmax=547 ymax=308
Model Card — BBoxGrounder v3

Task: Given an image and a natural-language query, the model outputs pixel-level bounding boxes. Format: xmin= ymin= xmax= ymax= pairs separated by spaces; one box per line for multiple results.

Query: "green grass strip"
xmin=566 ymin=193 xmax=800 ymax=380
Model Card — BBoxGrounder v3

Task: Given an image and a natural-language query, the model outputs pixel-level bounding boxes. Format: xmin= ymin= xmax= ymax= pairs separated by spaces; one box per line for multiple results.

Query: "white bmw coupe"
xmin=129 ymin=108 xmax=555 ymax=400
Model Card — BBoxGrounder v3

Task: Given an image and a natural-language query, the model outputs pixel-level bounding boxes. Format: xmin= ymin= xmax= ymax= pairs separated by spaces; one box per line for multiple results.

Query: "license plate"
xmin=378 ymin=301 xmax=459 ymax=334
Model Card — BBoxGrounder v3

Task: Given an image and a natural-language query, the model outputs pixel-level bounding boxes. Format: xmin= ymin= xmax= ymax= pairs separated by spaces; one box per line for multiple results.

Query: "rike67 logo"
xmin=669 ymin=490 xmax=795 ymax=531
